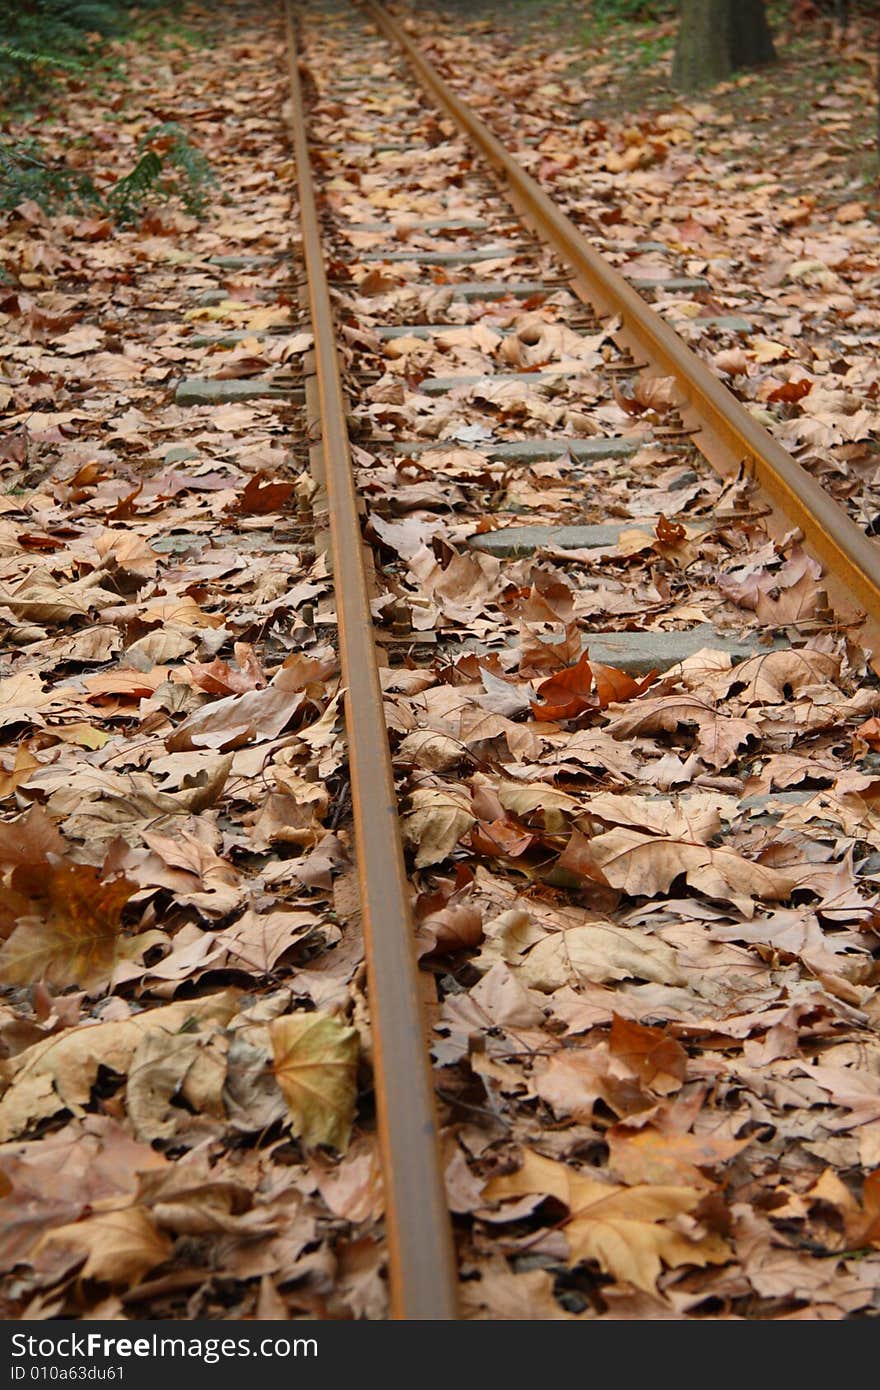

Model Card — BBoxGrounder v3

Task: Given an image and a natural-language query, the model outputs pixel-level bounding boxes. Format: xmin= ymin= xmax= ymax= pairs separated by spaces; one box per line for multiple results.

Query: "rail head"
xmin=283 ymin=0 xmax=459 ymax=1321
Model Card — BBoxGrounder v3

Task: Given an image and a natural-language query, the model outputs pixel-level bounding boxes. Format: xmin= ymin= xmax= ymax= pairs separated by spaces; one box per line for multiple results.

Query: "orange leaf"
xmin=530 ymin=649 xmax=594 ymax=721
xmin=231 ymin=472 xmax=295 ymax=516
xmin=591 ymin=662 xmax=657 ymax=709
xmin=609 ymin=1014 xmax=688 ymax=1095
xmin=854 ymin=717 xmax=880 ymax=751
xmin=767 ymin=378 xmax=812 ymax=404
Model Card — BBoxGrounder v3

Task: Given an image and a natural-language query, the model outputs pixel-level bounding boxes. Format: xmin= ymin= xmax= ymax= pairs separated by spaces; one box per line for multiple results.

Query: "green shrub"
xmin=0 ymin=123 xmax=215 ymax=221
xmin=0 ymin=135 xmax=100 ymax=212
xmin=0 ymin=1 xmax=126 ymax=94
xmin=107 ymin=123 xmax=217 ymax=222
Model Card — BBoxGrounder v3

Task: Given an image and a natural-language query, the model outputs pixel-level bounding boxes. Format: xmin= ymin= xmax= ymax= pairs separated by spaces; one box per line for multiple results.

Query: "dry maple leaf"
xmin=604 ymin=694 xmax=757 ymax=772
xmin=34 ymin=1207 xmax=171 ymax=1285
xmin=270 ymin=1012 xmax=359 ymax=1151
xmin=518 ymin=921 xmax=683 ymax=991
xmin=0 ymin=803 xmax=66 ymax=874
xmin=726 ymin=648 xmax=840 ymax=704
xmin=563 ymin=827 xmax=797 ymax=911
xmin=485 ymin=1149 xmax=729 ymax=1292
xmin=401 ymin=785 xmax=474 ymax=867
xmin=230 ymin=472 xmax=295 ymax=516
xmin=0 ymin=863 xmax=141 ymax=992
xmin=607 ymin=1125 xmax=750 ymax=1189
xmin=609 ymin=1014 xmax=688 ymax=1095
xmin=531 ymin=650 xmax=655 ymax=721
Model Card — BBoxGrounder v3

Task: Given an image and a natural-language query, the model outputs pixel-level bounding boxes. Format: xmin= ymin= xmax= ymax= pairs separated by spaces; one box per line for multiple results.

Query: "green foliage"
xmin=0 ymin=123 xmax=215 ymax=222
xmin=0 ymin=135 xmax=100 ymax=213
xmin=106 ymin=124 xmax=217 ymax=223
xmin=104 ymin=148 xmax=163 ymax=223
xmin=0 ymin=1 xmax=129 ymax=95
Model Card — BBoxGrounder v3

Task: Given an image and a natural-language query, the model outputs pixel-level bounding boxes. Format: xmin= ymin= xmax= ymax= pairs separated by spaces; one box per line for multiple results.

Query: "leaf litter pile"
xmin=0 ymin=0 xmax=880 ymax=1322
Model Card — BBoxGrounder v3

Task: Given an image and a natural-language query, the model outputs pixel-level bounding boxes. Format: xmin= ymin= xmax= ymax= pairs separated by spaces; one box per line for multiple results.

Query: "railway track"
xmin=282 ymin=0 xmax=880 ymax=1319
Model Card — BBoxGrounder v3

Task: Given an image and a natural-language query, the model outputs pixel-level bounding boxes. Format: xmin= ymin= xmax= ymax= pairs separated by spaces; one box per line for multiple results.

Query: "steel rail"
xmin=283 ymin=0 xmax=459 ymax=1320
xmin=364 ymin=0 xmax=880 ymax=656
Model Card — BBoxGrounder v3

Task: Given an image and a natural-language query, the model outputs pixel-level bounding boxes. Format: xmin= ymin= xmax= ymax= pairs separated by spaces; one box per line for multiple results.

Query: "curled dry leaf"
xmin=415 ymin=887 xmax=483 ymax=959
xmin=562 ymin=827 xmax=797 ymax=911
xmin=166 ymin=655 xmax=335 ymax=753
xmin=270 ymin=1012 xmax=359 ymax=1152
xmin=531 ymin=649 xmax=656 ymax=722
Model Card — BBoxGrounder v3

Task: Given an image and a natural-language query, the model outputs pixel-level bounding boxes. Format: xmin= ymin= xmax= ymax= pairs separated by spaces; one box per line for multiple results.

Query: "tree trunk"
xmin=672 ymin=0 xmax=776 ymax=92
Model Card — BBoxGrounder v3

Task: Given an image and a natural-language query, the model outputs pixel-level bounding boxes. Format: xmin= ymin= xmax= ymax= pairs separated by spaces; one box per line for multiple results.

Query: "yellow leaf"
xmin=486 ymin=1150 xmax=729 ymax=1293
xmin=47 ymin=722 xmax=112 ymax=749
xmin=0 ymin=744 xmax=41 ymax=799
xmin=270 ymin=1012 xmax=359 ymax=1151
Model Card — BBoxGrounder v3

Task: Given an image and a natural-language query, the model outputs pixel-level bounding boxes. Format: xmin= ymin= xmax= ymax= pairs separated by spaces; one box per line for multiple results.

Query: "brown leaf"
xmin=607 ymin=1125 xmax=750 ymax=1189
xmin=531 ymin=650 xmax=656 ymax=722
xmin=608 ymin=1014 xmax=688 ymax=1095
xmin=530 ymin=649 xmax=594 ymax=721
xmin=0 ymin=745 xmax=42 ymax=801
xmin=0 ymin=992 xmax=240 ymax=1142
xmin=165 ymin=662 xmax=321 ymax=752
xmin=655 ymin=514 xmax=686 ymax=545
xmin=767 ymin=378 xmax=812 ymax=404
xmin=414 ymin=863 xmax=483 ymax=955
xmin=561 ymin=827 xmax=797 ymax=910
xmin=853 ymin=718 xmax=880 ymax=752
xmin=34 ymin=1207 xmax=171 ymax=1285
xmin=231 ymin=472 xmax=295 ymax=516
xmin=0 ymin=804 xmax=65 ymax=874
xmin=185 ymin=644 xmax=266 ymax=696
xmin=310 ymin=1137 xmax=384 ymax=1222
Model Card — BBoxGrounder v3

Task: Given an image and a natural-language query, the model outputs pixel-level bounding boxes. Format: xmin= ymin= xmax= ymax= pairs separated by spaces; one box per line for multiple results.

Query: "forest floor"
xmin=407 ymin=0 xmax=880 ymax=527
xmin=432 ymin=1 xmax=880 ymax=193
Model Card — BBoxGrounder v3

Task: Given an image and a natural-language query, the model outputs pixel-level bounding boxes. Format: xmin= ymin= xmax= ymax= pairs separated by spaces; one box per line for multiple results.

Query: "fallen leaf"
xmin=34 ymin=1207 xmax=170 ymax=1285
xmin=608 ymin=1014 xmax=688 ymax=1095
xmin=270 ymin=1012 xmax=359 ymax=1151
xmin=231 ymin=472 xmax=295 ymax=516
xmin=0 ymin=864 xmax=140 ymax=991
xmin=485 ymin=1149 xmax=729 ymax=1292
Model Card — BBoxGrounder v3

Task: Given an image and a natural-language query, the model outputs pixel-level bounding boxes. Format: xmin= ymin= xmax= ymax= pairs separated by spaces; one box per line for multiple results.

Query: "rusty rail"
xmin=283 ymin=0 xmax=459 ymax=1321
xmin=365 ymin=0 xmax=880 ymax=658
